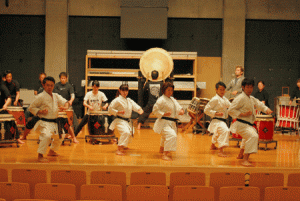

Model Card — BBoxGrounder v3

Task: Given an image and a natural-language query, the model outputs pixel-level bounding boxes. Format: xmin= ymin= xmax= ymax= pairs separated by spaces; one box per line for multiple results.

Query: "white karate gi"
xmin=108 ymin=95 xmax=141 ymax=147
xmin=204 ymin=94 xmax=231 ymax=148
xmin=28 ymin=91 xmax=68 ymax=155
xmin=228 ymin=92 xmax=269 ymax=154
xmin=153 ymin=95 xmax=183 ymax=152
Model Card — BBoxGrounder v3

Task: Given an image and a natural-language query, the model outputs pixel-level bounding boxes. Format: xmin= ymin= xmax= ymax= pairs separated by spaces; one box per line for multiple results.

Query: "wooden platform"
xmin=0 ymin=124 xmax=299 ymax=185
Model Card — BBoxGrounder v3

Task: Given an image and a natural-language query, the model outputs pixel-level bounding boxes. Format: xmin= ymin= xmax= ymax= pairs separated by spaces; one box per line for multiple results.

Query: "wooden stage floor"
xmin=1 ymin=124 xmax=300 ymax=185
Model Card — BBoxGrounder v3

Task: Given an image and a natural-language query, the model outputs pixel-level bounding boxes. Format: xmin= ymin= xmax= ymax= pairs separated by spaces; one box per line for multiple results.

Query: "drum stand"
xmin=182 ymin=108 xmax=207 ymax=135
xmin=85 ymin=135 xmax=118 ymax=145
xmin=258 ymin=140 xmax=277 ymax=151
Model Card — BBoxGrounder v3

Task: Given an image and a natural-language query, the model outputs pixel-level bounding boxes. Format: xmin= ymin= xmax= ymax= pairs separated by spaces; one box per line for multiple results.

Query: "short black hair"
xmin=92 ymin=80 xmax=100 ymax=87
xmin=216 ymin=81 xmax=226 ymax=89
xmin=59 ymin=72 xmax=68 ymax=78
xmin=43 ymin=76 xmax=55 ymax=84
xmin=242 ymin=78 xmax=254 ymax=87
xmin=119 ymin=83 xmax=129 ymax=91
xmin=4 ymin=70 xmax=11 ymax=77
xmin=151 ymin=70 xmax=159 ymax=80
xmin=161 ymin=81 xmax=174 ymax=94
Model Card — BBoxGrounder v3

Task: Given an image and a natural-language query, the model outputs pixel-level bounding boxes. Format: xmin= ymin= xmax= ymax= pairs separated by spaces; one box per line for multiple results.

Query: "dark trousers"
xmin=138 ymin=103 xmax=154 ymax=124
xmin=74 ymin=114 xmax=89 ymax=136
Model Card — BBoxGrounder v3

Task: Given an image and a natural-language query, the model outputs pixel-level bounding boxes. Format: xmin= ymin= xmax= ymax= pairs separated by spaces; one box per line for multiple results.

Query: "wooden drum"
xmin=88 ymin=111 xmax=114 ymax=136
xmin=0 ymin=114 xmax=17 ymax=141
xmin=7 ymin=106 xmax=25 ymax=128
xmin=57 ymin=111 xmax=70 ymax=135
xmin=255 ymin=115 xmax=275 ymax=141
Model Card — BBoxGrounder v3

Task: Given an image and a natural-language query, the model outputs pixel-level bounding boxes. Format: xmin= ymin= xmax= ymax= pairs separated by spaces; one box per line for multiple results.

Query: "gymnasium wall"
xmin=245 ymin=20 xmax=300 ymax=110
xmin=68 ymin=17 xmax=223 ymax=98
xmin=0 ymin=15 xmax=45 ymax=89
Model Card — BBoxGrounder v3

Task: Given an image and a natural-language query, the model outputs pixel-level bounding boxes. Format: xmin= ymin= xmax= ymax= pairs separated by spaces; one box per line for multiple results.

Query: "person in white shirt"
xmin=228 ymin=78 xmax=273 ymax=167
xmin=153 ymin=82 xmax=184 ymax=161
xmin=108 ymin=84 xmax=143 ymax=156
xmin=28 ymin=76 xmax=69 ymax=163
xmin=204 ymin=81 xmax=231 ymax=157
xmin=74 ymin=81 xmax=108 ymax=135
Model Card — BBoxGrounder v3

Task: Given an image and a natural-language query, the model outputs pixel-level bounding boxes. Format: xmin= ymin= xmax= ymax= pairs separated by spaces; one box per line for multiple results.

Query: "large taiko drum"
xmin=231 ymin=119 xmax=242 ymax=139
xmin=88 ymin=111 xmax=114 ymax=136
xmin=7 ymin=106 xmax=25 ymax=128
xmin=57 ymin=111 xmax=70 ymax=136
xmin=255 ymin=115 xmax=274 ymax=141
xmin=0 ymin=114 xmax=17 ymax=140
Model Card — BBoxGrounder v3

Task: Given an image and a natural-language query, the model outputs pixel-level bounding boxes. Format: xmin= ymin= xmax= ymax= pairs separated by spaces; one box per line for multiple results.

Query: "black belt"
xmin=213 ymin=117 xmax=227 ymax=123
xmin=162 ymin=116 xmax=179 ymax=123
xmin=236 ymin=118 xmax=255 ymax=127
xmin=117 ymin=116 xmax=130 ymax=122
xmin=41 ymin=118 xmax=57 ymax=123
xmin=40 ymin=118 xmax=62 ymax=139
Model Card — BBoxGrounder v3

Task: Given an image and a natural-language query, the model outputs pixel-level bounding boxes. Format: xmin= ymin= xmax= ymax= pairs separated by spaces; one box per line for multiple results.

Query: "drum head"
xmin=256 ymin=115 xmax=272 ymax=118
xmin=139 ymin=48 xmax=173 ymax=81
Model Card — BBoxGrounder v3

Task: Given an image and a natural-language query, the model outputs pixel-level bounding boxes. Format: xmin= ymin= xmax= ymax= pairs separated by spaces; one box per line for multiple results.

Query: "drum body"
xmin=7 ymin=106 xmax=25 ymax=127
xmin=58 ymin=112 xmax=70 ymax=134
xmin=88 ymin=111 xmax=114 ymax=136
xmin=255 ymin=115 xmax=274 ymax=141
xmin=0 ymin=114 xmax=17 ymax=140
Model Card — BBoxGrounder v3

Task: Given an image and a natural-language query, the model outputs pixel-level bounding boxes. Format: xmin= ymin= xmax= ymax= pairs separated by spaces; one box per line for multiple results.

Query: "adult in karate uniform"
xmin=28 ymin=76 xmax=69 ymax=163
xmin=228 ymin=78 xmax=272 ymax=167
xmin=153 ymin=82 xmax=184 ymax=161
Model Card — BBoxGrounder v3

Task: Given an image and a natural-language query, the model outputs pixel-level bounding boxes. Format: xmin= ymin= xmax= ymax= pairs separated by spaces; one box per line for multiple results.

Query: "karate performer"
xmin=108 ymin=84 xmax=143 ymax=156
xmin=228 ymin=78 xmax=272 ymax=167
xmin=204 ymin=81 xmax=231 ymax=157
xmin=153 ymin=82 xmax=184 ymax=161
xmin=74 ymin=80 xmax=108 ymax=135
xmin=28 ymin=76 xmax=69 ymax=163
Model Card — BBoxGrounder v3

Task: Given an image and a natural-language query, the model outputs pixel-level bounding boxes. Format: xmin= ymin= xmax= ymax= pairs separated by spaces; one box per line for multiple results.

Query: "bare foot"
xmin=123 ymin=147 xmax=129 ymax=150
xmin=73 ymin=138 xmax=79 ymax=144
xmin=47 ymin=150 xmax=60 ymax=156
xmin=237 ymin=154 xmax=244 ymax=159
xmin=17 ymin=139 xmax=25 ymax=144
xmin=116 ymin=150 xmax=125 ymax=156
xmin=19 ymin=136 xmax=26 ymax=140
xmin=159 ymin=146 xmax=164 ymax=153
xmin=210 ymin=144 xmax=218 ymax=150
xmin=162 ymin=155 xmax=172 ymax=161
xmin=218 ymin=152 xmax=228 ymax=157
xmin=241 ymin=160 xmax=254 ymax=167
xmin=38 ymin=157 xmax=49 ymax=163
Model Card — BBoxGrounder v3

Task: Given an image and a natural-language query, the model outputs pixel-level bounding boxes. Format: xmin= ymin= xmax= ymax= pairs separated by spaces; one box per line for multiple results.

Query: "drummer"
xmin=204 ymin=81 xmax=231 ymax=157
xmin=228 ymin=78 xmax=273 ymax=167
xmin=254 ymin=80 xmax=269 ymax=107
xmin=289 ymin=78 xmax=300 ymax=105
xmin=74 ymin=80 xmax=108 ymax=136
xmin=0 ymin=79 xmax=24 ymax=144
xmin=54 ymin=72 xmax=79 ymax=143
xmin=3 ymin=70 xmax=21 ymax=106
